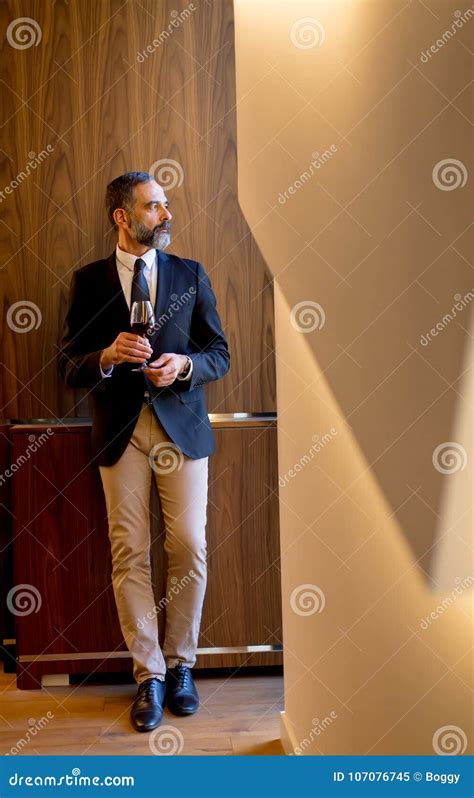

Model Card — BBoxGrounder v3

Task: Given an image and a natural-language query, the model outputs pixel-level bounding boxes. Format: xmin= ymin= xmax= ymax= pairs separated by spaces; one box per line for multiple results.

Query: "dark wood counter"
xmin=8 ymin=414 xmax=282 ymax=689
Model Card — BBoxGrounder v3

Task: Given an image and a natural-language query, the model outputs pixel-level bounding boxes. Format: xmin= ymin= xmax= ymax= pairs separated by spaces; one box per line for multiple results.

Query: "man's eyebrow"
xmin=144 ymin=198 xmax=169 ymax=206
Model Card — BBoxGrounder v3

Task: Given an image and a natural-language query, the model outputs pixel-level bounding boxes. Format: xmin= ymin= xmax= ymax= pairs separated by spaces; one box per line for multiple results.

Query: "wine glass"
xmin=130 ymin=300 xmax=155 ymax=372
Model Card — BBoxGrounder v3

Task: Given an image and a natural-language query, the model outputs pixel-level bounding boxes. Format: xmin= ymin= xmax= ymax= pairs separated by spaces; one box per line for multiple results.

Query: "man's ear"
xmin=113 ymin=207 xmax=130 ymax=229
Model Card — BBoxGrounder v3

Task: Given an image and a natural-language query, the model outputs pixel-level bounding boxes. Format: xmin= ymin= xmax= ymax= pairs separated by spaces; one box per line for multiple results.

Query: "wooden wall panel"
xmin=0 ymin=423 xmax=14 ymax=671
xmin=0 ymin=0 xmax=276 ymax=419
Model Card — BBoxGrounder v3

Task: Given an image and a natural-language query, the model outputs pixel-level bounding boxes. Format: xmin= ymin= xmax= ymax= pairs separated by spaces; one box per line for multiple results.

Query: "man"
xmin=59 ymin=171 xmax=230 ymax=733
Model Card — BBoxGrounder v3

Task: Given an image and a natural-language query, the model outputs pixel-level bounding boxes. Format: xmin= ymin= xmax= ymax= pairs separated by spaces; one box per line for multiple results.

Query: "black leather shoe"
xmin=131 ymin=677 xmax=166 ymax=732
xmin=166 ymin=663 xmax=199 ymax=715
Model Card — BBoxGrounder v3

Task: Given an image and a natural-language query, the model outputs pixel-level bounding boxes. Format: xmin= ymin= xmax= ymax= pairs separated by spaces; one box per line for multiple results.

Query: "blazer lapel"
xmin=106 ymin=251 xmax=131 ymax=330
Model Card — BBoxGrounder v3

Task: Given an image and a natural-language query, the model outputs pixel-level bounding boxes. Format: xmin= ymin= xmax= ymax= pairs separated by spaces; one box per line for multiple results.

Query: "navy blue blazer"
xmin=58 ymin=250 xmax=230 ymax=466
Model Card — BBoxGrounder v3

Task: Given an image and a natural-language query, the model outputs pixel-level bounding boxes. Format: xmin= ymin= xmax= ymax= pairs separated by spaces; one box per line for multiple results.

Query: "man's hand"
xmin=143 ymin=353 xmax=188 ymax=387
xmin=100 ymin=332 xmax=152 ymax=369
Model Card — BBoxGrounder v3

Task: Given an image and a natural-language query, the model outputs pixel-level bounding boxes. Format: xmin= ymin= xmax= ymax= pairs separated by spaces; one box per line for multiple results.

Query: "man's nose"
xmin=160 ymin=207 xmax=172 ymax=222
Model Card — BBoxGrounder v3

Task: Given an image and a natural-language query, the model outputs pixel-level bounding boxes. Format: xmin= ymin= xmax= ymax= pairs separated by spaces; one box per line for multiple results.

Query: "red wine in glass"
xmin=131 ymin=321 xmax=149 ymax=335
xmin=130 ymin=300 xmax=155 ymax=372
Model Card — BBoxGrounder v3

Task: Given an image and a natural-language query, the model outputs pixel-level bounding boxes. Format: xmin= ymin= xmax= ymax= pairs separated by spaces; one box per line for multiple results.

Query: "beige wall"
xmin=234 ymin=0 xmax=473 ymax=754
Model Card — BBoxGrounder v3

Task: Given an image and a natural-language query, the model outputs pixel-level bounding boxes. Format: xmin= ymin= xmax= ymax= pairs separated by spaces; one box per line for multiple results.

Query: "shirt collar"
xmin=115 ymin=244 xmax=156 ymax=272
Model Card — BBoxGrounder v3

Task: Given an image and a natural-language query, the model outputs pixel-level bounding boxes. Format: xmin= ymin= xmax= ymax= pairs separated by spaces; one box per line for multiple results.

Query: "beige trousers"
xmin=99 ymin=402 xmax=209 ymax=684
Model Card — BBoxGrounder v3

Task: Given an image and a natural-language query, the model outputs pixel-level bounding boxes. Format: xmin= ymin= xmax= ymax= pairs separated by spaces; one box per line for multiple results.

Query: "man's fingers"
xmin=124 ymin=345 xmax=151 ymax=356
xmin=118 ymin=347 xmax=152 ymax=363
xmin=143 ymin=367 xmax=162 ymax=376
xmin=121 ymin=338 xmax=151 ymax=351
xmin=113 ymin=332 xmax=152 ymax=363
xmin=143 ymin=368 xmax=174 ymax=380
xmin=148 ymin=360 xmax=171 ymax=369
xmin=151 ymin=353 xmax=172 ymax=367
xmin=120 ymin=352 xmax=150 ymax=362
xmin=120 ymin=332 xmax=148 ymax=342
xmin=119 ymin=343 xmax=151 ymax=355
xmin=146 ymin=367 xmax=174 ymax=377
xmin=118 ymin=334 xmax=151 ymax=350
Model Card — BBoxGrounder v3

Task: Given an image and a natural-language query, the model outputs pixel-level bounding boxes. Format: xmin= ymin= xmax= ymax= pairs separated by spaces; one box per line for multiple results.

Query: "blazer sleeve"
xmin=186 ymin=261 xmax=230 ymax=391
xmin=58 ymin=269 xmax=107 ymax=390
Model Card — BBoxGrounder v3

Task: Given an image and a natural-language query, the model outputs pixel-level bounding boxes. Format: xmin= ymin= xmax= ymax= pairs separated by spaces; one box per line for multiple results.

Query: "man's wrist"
xmin=177 ymin=355 xmax=191 ymax=377
xmin=100 ymin=347 xmax=115 ymax=370
xmin=177 ymin=355 xmax=192 ymax=379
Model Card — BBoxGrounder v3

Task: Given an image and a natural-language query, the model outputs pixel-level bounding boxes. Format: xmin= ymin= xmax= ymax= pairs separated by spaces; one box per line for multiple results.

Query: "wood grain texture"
xmin=0 ymin=424 xmax=14 ymax=671
xmin=10 ymin=420 xmax=281 ymax=688
xmin=0 ymin=667 xmax=284 ymax=755
xmin=0 ymin=0 xmax=275 ymax=419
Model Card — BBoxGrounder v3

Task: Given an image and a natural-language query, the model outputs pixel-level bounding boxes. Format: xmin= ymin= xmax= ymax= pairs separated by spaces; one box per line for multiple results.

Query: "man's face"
xmin=127 ymin=180 xmax=172 ymax=250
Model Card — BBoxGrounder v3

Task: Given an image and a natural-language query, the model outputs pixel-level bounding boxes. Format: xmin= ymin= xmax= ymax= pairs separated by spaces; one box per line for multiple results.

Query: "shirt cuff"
xmin=100 ymin=363 xmax=114 ymax=378
xmin=176 ymin=357 xmax=193 ymax=381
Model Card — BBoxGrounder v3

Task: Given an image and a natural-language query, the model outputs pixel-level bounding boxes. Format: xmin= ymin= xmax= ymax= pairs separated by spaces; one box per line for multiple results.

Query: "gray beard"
xmin=130 ymin=218 xmax=171 ymax=251
xmin=155 ymin=231 xmax=171 ymax=251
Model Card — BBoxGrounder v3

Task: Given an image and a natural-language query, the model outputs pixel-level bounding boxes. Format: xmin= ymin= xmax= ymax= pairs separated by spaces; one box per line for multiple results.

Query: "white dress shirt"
xmin=100 ymin=245 xmax=192 ymax=381
xmin=116 ymin=244 xmax=157 ymax=308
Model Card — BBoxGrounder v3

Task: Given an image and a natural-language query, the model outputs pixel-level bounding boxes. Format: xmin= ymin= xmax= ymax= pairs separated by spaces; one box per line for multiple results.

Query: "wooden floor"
xmin=0 ymin=668 xmax=285 ymax=756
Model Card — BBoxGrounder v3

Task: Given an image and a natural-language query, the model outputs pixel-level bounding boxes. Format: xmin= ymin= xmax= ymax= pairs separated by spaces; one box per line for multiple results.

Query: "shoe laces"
xmin=174 ymin=664 xmax=190 ymax=689
xmin=139 ymin=677 xmax=161 ymax=700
